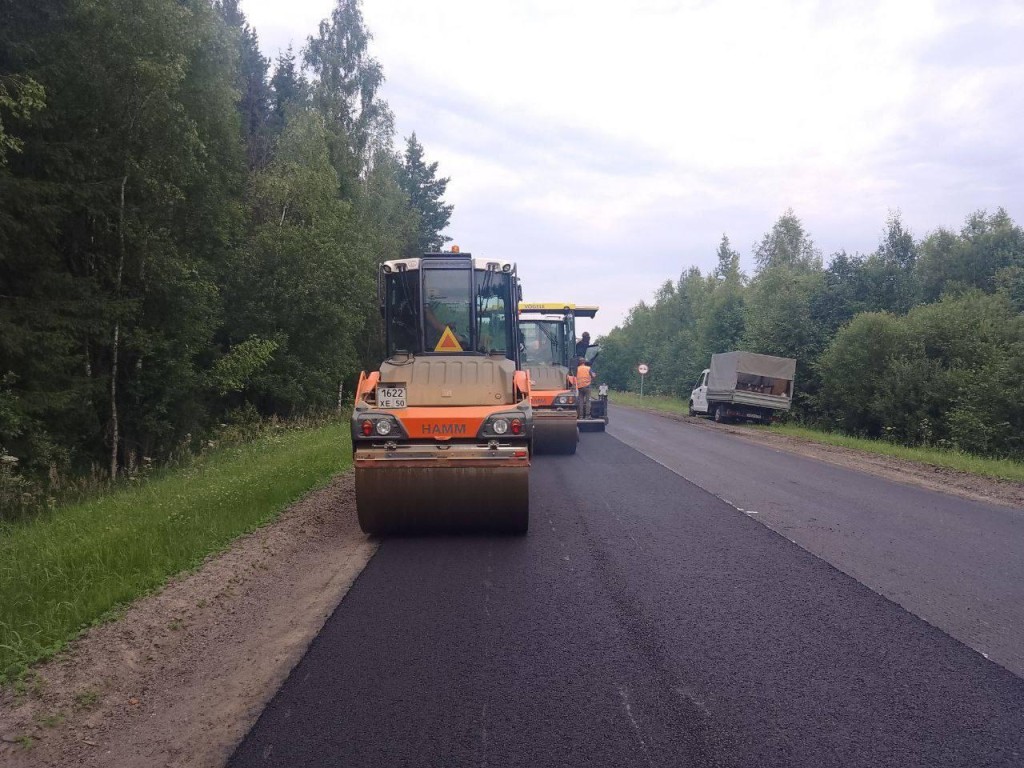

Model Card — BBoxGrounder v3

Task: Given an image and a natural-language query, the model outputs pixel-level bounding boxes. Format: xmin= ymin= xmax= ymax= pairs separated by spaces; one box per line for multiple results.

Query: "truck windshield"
xmin=423 ymin=268 xmax=472 ymax=351
xmin=520 ymin=320 xmax=567 ymax=366
xmin=385 ymin=266 xmax=515 ymax=359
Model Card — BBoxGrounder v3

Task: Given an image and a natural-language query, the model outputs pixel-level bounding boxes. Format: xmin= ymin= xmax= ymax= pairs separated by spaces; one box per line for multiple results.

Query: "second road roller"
xmin=351 ymin=248 xmax=533 ymax=534
xmin=518 ymin=303 xmax=599 ymax=453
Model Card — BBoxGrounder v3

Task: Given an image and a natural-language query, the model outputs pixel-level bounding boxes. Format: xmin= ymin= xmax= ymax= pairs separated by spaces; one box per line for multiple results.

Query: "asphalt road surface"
xmin=230 ymin=422 xmax=1024 ymax=767
xmin=607 ymin=405 xmax=1024 ymax=678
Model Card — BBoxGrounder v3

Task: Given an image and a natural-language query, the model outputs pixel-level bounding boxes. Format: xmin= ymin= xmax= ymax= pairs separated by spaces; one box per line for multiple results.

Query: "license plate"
xmin=376 ymin=385 xmax=407 ymax=409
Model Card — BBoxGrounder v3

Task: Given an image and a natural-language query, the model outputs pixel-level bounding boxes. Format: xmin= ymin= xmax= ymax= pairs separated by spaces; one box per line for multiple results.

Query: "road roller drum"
xmin=350 ymin=248 xmax=533 ymax=535
xmin=532 ymin=415 xmax=579 ymax=455
xmin=355 ymin=463 xmax=528 ymax=534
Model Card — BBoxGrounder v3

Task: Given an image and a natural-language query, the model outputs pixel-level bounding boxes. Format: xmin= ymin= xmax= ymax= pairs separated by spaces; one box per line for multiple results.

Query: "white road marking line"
xmin=618 ymin=685 xmax=655 ymax=767
xmin=480 ymin=702 xmax=489 ymax=768
xmin=674 ymin=685 xmax=711 ymax=717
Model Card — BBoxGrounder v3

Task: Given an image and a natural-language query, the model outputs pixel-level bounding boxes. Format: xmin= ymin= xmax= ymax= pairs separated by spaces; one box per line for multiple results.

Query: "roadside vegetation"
xmin=1 ymin=0 xmax=452 ymax=514
xmin=612 ymin=391 xmax=1024 ymax=483
xmin=0 ymin=420 xmax=351 ymax=685
xmin=598 ymin=210 xmax=1024 ymax=461
xmin=612 ymin=391 xmax=690 ymax=416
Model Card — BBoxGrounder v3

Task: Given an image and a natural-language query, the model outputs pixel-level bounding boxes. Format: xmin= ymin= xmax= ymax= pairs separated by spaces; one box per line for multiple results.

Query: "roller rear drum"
xmin=355 ymin=464 xmax=529 ymax=535
xmin=532 ymin=419 xmax=579 ymax=455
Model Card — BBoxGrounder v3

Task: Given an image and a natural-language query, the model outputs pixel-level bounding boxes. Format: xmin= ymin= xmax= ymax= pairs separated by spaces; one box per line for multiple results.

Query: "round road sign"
xmin=638 ymin=363 xmax=649 ymax=375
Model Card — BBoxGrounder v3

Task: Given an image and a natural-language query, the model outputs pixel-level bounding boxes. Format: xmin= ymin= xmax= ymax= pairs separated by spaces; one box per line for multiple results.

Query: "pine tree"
xmin=398 ymin=132 xmax=453 ymax=253
xmin=701 ymin=235 xmax=745 ymax=357
xmin=712 ymin=234 xmax=742 ymax=282
xmin=216 ymin=0 xmax=272 ymax=169
xmin=270 ymin=45 xmax=306 ymax=134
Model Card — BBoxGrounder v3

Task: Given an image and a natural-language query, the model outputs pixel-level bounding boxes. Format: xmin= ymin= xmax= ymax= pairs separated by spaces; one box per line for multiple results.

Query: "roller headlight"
xmin=354 ymin=413 xmax=405 ymax=440
xmin=477 ymin=412 xmax=527 ymax=439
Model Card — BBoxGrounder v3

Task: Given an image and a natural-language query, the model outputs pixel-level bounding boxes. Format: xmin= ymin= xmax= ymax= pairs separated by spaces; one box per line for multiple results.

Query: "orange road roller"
xmin=517 ymin=302 xmax=600 ymax=453
xmin=352 ymin=248 xmax=533 ymax=534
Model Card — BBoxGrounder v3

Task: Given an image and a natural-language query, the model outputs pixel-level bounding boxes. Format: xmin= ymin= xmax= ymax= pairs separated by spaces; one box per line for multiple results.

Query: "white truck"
xmin=689 ymin=351 xmax=796 ymax=424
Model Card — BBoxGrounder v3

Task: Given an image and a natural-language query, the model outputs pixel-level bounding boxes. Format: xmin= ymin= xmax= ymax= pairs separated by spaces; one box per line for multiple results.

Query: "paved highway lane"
xmin=230 ymin=435 xmax=1024 ymax=767
xmin=608 ymin=405 xmax=1024 ymax=678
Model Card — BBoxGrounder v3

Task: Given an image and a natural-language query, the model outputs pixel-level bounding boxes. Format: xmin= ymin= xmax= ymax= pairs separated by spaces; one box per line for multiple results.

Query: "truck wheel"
xmin=713 ymin=404 xmax=727 ymax=423
xmin=688 ymin=400 xmax=695 ymax=416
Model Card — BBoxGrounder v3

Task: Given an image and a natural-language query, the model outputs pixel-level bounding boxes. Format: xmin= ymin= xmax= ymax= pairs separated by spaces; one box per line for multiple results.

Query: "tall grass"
xmin=764 ymin=424 xmax=1024 ymax=483
xmin=612 ymin=390 xmax=690 ymax=415
xmin=0 ymin=421 xmax=351 ymax=684
xmin=611 ymin=391 xmax=1024 ymax=483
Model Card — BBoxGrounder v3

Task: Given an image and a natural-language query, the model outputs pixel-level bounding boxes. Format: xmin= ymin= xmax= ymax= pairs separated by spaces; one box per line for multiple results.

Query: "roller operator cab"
xmin=518 ymin=303 xmax=601 ymax=452
xmin=352 ymin=250 xmax=533 ymax=535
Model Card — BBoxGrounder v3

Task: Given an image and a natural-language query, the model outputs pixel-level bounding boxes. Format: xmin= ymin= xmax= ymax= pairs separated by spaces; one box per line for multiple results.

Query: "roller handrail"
xmin=514 ymin=370 xmax=531 ymax=399
xmin=356 ymin=370 xmax=381 ymax=401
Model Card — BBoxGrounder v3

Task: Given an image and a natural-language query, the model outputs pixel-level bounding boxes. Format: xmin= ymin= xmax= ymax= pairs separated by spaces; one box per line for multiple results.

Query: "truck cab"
xmin=690 ymin=369 xmax=710 ymax=415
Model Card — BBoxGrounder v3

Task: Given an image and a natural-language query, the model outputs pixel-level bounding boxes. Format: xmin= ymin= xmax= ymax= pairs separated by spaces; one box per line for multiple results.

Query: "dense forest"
xmin=3 ymin=1 xmax=1023 ymax=514
xmin=599 ymin=209 xmax=1024 ymax=458
xmin=0 ymin=0 xmax=453 ymax=509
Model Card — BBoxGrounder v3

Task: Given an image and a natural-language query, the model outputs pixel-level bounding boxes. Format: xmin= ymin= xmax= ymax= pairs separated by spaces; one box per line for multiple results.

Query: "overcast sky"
xmin=243 ymin=0 xmax=1024 ymax=336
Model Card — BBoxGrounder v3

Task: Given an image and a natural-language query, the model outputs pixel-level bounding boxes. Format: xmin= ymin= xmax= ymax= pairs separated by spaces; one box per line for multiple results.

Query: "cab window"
xmin=423 ymin=269 xmax=471 ymax=351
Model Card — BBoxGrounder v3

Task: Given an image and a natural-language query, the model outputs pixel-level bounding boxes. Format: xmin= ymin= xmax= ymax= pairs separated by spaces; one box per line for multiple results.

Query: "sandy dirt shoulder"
xmin=0 ymin=471 xmax=375 ymax=768
xmin=625 ymin=406 xmax=1024 ymax=509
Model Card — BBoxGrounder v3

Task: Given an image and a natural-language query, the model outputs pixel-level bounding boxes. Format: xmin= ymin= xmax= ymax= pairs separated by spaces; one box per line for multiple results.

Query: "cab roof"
xmin=518 ymin=302 xmax=599 ymax=319
xmin=381 ymin=254 xmax=516 ymax=274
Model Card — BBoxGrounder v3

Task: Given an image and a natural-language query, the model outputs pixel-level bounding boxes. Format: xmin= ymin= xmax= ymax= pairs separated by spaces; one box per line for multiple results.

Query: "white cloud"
xmin=242 ymin=0 xmax=1024 ymax=334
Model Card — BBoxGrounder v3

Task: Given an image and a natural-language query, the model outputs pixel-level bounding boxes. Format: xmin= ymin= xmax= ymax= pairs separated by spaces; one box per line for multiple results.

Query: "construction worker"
xmin=575 ymin=332 xmax=591 ymax=360
xmin=576 ymin=357 xmax=593 ymax=418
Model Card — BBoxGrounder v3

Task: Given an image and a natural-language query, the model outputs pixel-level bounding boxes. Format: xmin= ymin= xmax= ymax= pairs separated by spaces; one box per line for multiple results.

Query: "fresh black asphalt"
xmin=608 ymin=404 xmax=1024 ymax=677
xmin=230 ymin=433 xmax=1024 ymax=767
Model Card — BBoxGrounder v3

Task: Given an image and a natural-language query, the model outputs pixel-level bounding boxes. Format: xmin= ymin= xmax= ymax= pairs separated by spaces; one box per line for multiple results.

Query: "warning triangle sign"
xmin=434 ymin=325 xmax=463 ymax=353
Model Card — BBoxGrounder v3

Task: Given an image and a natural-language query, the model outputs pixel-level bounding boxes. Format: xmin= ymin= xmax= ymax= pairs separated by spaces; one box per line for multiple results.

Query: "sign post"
xmin=637 ymin=363 xmax=649 ymax=397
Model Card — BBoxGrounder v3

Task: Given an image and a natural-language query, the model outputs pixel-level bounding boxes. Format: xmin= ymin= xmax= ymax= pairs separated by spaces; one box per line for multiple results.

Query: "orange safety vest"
xmin=576 ymin=364 xmax=592 ymax=388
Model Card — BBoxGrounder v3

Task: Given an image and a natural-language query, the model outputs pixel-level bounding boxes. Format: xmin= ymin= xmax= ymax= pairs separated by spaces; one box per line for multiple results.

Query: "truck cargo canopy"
xmin=708 ymin=351 xmax=796 ymax=391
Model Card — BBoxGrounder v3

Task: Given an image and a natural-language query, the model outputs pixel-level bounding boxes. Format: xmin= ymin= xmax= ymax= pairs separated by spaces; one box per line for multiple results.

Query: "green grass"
xmin=0 ymin=421 xmax=351 ymax=685
xmin=612 ymin=390 xmax=1024 ymax=483
xmin=762 ymin=424 xmax=1024 ymax=482
xmin=612 ymin=390 xmax=691 ymax=415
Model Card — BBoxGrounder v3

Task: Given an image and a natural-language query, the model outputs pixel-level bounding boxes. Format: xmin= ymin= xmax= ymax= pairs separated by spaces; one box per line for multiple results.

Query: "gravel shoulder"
xmin=0 ymin=471 xmax=374 ymax=768
xmin=622 ymin=405 xmax=1024 ymax=509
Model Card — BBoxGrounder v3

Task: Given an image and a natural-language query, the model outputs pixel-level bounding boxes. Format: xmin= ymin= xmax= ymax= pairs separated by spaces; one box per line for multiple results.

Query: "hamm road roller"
xmin=517 ymin=303 xmax=599 ymax=453
xmin=352 ymin=248 xmax=533 ymax=534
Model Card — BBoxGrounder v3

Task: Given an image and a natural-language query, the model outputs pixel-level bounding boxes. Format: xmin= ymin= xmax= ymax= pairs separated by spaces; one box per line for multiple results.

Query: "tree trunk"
xmin=110 ymin=173 xmax=128 ymax=480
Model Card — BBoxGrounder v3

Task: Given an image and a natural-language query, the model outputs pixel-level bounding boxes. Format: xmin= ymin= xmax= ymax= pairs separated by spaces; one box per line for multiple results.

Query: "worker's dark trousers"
xmin=578 ymin=387 xmax=590 ymax=418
